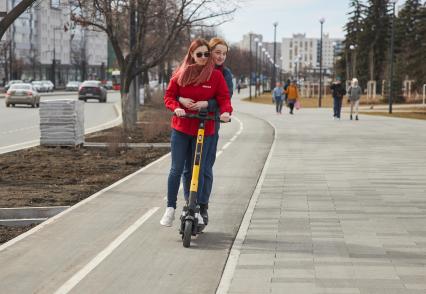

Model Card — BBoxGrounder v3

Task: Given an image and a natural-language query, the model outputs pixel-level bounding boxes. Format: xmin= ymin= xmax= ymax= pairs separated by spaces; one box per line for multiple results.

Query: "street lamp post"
xmin=349 ymin=44 xmax=356 ymax=79
xmin=295 ymin=55 xmax=301 ymax=81
xmin=319 ymin=17 xmax=325 ymax=108
xmin=388 ymin=0 xmax=397 ymax=114
xmin=51 ymin=27 xmax=62 ymax=87
xmin=272 ymin=22 xmax=278 ymax=87
xmin=262 ymin=48 xmax=266 ymax=93
xmin=254 ymin=37 xmax=259 ymax=98
xmin=257 ymin=42 xmax=262 ymax=96
xmin=249 ymin=33 xmax=253 ymax=99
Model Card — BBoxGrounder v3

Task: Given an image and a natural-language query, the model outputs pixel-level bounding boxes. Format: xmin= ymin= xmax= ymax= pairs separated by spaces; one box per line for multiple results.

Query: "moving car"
xmin=66 ymin=81 xmax=81 ymax=91
xmin=5 ymin=83 xmax=41 ymax=108
xmin=78 ymin=80 xmax=107 ymax=102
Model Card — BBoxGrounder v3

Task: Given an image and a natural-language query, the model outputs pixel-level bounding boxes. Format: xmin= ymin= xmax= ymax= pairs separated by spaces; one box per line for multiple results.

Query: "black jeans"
xmin=333 ymin=96 xmax=343 ymax=118
xmin=288 ymin=100 xmax=295 ymax=113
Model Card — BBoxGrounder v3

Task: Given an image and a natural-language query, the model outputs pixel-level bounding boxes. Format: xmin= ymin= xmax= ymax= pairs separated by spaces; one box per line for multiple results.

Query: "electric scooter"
xmin=179 ymin=108 xmax=227 ymax=248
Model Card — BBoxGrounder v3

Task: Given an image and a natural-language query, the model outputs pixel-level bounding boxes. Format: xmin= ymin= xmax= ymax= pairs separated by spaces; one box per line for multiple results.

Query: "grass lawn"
xmin=243 ymin=93 xmax=347 ymax=108
xmin=244 ymin=93 xmax=426 ymax=120
xmin=361 ymin=110 xmax=426 ymax=120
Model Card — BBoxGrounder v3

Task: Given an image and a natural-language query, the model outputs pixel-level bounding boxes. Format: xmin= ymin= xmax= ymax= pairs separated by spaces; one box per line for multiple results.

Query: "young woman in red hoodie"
xmin=160 ymin=39 xmax=233 ymax=226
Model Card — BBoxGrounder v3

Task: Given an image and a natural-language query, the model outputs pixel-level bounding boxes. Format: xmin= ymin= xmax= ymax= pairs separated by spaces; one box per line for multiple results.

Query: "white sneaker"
xmin=160 ymin=207 xmax=175 ymax=226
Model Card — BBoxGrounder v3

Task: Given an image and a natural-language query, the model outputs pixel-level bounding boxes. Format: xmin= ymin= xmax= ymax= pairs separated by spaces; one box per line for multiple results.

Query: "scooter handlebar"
xmin=173 ymin=113 xmax=231 ymax=123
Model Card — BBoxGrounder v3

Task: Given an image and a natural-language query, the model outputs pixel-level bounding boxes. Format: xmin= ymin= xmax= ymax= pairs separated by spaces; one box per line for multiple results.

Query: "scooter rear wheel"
xmin=182 ymin=220 xmax=192 ymax=248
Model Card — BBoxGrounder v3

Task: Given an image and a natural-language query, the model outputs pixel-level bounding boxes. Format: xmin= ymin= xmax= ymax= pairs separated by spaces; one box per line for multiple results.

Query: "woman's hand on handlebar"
xmin=178 ymin=97 xmax=194 ymax=109
xmin=220 ymin=112 xmax=231 ymax=122
xmin=174 ymin=108 xmax=186 ymax=117
xmin=188 ymin=101 xmax=208 ymax=111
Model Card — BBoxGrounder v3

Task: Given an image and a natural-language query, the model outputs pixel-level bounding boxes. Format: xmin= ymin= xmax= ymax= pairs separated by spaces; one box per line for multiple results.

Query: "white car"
xmin=41 ymin=80 xmax=54 ymax=92
xmin=5 ymin=83 xmax=41 ymax=108
xmin=32 ymin=81 xmax=48 ymax=92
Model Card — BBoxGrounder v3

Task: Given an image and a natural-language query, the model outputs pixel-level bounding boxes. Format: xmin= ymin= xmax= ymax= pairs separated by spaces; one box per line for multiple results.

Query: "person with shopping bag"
xmin=285 ymin=80 xmax=299 ymax=115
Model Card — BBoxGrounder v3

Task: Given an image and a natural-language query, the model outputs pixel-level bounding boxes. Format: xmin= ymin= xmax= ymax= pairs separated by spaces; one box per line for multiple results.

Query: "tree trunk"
xmin=121 ymin=74 xmax=138 ymax=131
xmin=369 ymin=48 xmax=374 ymax=81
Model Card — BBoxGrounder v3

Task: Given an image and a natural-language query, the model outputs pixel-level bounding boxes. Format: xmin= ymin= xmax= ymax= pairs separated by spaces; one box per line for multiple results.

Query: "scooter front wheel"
xmin=182 ymin=220 xmax=192 ymax=248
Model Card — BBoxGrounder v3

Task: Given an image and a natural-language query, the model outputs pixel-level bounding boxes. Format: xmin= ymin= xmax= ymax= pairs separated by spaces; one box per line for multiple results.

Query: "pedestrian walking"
xmin=161 ymin=38 xmax=232 ymax=227
xmin=283 ymin=79 xmax=290 ymax=105
xmin=272 ymin=82 xmax=284 ymax=114
xmin=330 ymin=77 xmax=346 ymax=120
xmin=347 ymin=78 xmax=362 ymax=120
xmin=237 ymin=81 xmax=241 ymax=94
xmin=285 ymin=80 xmax=299 ymax=115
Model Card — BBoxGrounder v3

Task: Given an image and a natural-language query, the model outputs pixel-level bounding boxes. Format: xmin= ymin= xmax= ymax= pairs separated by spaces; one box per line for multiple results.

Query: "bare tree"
xmin=70 ymin=0 xmax=237 ymax=130
xmin=0 ymin=0 xmax=40 ymax=41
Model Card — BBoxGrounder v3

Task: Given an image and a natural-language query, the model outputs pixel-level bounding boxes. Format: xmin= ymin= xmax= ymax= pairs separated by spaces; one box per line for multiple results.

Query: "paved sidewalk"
xmin=225 ymin=97 xmax=426 ymax=294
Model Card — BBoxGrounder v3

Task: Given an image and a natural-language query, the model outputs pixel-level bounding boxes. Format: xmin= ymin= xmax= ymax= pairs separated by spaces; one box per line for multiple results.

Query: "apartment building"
xmin=281 ymin=33 xmax=343 ymax=77
xmin=0 ymin=0 xmax=108 ymax=85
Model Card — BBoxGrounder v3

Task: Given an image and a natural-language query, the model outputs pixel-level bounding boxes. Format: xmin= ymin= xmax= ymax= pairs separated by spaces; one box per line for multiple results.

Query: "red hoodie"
xmin=164 ymin=69 xmax=233 ymax=136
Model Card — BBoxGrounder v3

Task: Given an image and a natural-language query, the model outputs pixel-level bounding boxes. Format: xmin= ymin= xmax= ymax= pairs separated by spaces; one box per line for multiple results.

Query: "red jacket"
xmin=164 ymin=69 xmax=233 ymax=136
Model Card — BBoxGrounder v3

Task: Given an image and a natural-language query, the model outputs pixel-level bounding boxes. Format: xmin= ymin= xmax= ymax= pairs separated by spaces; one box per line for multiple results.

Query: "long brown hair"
xmin=172 ymin=39 xmax=214 ymax=87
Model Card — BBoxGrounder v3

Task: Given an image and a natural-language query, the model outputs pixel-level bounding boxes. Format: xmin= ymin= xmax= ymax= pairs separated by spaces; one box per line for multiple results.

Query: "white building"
xmin=281 ymin=33 xmax=343 ymax=78
xmin=0 ymin=0 xmax=108 ymax=85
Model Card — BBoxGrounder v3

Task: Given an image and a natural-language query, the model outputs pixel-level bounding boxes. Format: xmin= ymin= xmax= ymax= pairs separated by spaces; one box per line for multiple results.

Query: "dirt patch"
xmin=0 ymin=225 xmax=36 ymax=244
xmin=0 ymin=99 xmax=172 ymax=244
xmin=0 ymin=146 xmax=169 ymax=208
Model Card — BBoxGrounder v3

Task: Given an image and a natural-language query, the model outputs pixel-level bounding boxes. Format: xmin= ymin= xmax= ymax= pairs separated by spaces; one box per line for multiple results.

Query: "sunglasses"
xmin=195 ymin=51 xmax=210 ymax=58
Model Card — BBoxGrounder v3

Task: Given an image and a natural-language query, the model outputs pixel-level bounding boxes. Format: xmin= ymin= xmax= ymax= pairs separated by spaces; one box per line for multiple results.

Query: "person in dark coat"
xmin=330 ymin=77 xmax=347 ymax=120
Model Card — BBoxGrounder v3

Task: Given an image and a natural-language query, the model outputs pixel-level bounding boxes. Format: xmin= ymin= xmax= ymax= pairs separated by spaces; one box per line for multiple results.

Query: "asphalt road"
xmin=0 ymin=91 xmax=122 ymax=154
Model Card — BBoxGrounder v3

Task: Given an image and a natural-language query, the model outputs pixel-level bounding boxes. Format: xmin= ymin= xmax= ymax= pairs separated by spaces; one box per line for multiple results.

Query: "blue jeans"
xmin=168 ymin=129 xmax=214 ymax=208
xmin=333 ymin=96 xmax=343 ymax=118
xmin=275 ymin=97 xmax=283 ymax=113
xmin=183 ymin=123 xmax=218 ymax=205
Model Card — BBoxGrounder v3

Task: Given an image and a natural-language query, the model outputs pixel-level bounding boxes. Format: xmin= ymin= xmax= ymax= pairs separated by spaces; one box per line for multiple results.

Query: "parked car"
xmin=78 ymin=80 xmax=107 ymax=102
xmin=66 ymin=81 xmax=81 ymax=91
xmin=41 ymin=80 xmax=54 ymax=92
xmin=4 ymin=80 xmax=23 ymax=92
xmin=5 ymin=83 xmax=41 ymax=108
xmin=32 ymin=81 xmax=48 ymax=92
xmin=103 ymin=80 xmax=113 ymax=90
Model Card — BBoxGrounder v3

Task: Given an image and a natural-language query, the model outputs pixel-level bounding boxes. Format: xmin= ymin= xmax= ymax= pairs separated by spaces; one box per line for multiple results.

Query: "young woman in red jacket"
xmin=160 ymin=39 xmax=232 ymax=227
xmin=179 ymin=38 xmax=233 ymax=226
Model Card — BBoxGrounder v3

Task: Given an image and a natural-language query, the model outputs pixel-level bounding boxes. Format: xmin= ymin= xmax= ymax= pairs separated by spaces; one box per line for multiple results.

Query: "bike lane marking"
xmin=54 ymin=207 xmax=159 ymax=294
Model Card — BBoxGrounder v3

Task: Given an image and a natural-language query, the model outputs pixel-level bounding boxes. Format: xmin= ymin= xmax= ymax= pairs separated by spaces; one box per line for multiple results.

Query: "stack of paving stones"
xmin=39 ymin=99 xmax=84 ymax=146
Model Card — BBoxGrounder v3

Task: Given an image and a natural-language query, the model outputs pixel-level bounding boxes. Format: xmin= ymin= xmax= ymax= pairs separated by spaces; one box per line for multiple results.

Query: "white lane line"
xmin=0 ymin=126 xmax=38 ymax=135
xmin=0 ymin=102 xmax=122 ymax=155
xmin=216 ymin=118 xmax=277 ymax=294
xmin=0 ymin=139 xmax=40 ymax=154
xmin=54 ymin=207 xmax=159 ymax=294
xmin=222 ymin=142 xmax=231 ymax=150
xmin=0 ymin=152 xmax=171 ymax=252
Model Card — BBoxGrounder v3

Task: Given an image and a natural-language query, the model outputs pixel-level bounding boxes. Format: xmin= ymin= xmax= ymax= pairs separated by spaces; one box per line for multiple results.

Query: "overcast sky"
xmin=216 ymin=0 xmax=351 ymax=44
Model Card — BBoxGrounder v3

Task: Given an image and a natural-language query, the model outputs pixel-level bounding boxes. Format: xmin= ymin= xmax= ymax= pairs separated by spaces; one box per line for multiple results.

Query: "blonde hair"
xmin=209 ymin=37 xmax=229 ymax=52
xmin=351 ymin=78 xmax=358 ymax=87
